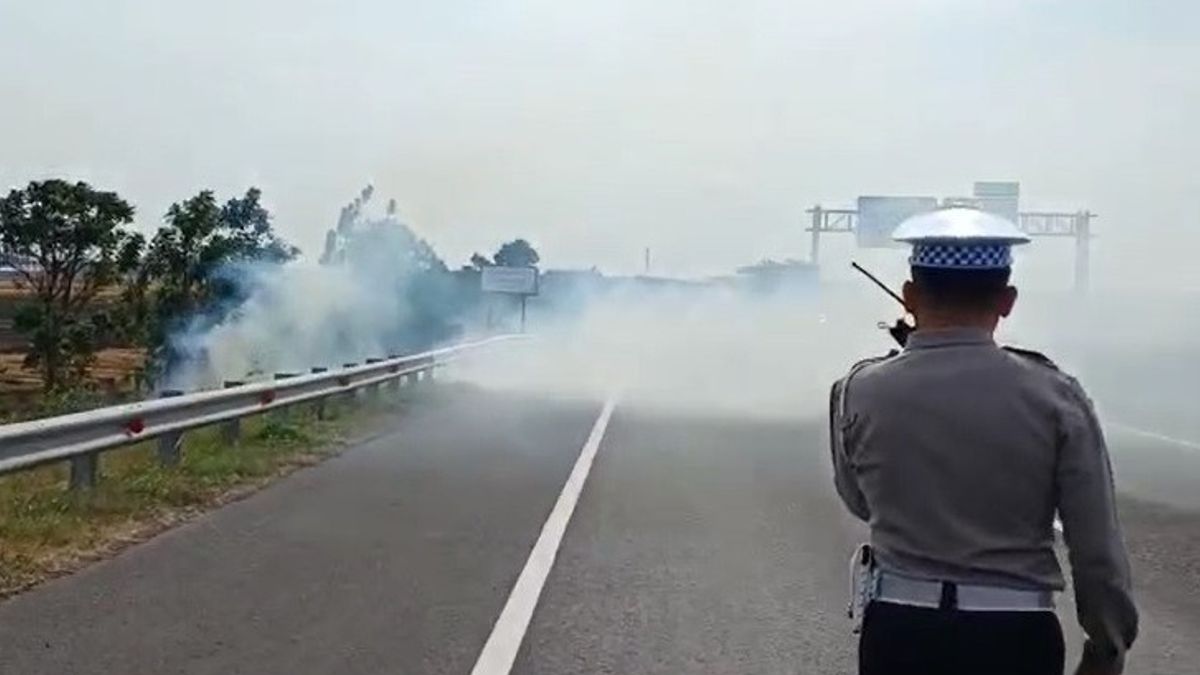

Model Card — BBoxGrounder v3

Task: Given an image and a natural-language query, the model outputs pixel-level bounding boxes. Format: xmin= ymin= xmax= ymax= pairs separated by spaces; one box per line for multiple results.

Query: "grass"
xmin=0 ymin=388 xmax=420 ymax=598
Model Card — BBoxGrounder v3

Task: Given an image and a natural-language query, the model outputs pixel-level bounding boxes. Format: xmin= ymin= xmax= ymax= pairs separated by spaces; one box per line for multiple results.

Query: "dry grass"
xmin=0 ymin=280 xmax=123 ymax=301
xmin=0 ymin=349 xmax=145 ymax=392
xmin=0 ymin=279 xmax=145 ymax=402
xmin=0 ymin=348 xmax=147 ymax=423
xmin=0 ymin=391 xmax=417 ymax=598
xmin=0 ymin=280 xmax=29 ymax=300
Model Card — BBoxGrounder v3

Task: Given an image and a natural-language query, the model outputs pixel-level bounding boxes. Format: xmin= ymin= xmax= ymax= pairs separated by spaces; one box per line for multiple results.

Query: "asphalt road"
xmin=0 ymin=386 xmax=1197 ymax=674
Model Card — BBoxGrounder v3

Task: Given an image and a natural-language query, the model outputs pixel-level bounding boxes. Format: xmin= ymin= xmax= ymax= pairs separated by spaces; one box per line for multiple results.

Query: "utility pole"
xmin=809 ymin=206 xmax=822 ymax=265
xmin=1074 ymin=210 xmax=1092 ymax=294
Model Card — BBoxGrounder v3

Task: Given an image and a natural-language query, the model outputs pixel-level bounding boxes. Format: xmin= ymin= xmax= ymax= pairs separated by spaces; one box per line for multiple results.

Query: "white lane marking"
xmin=469 ymin=396 xmax=618 ymax=675
xmin=1109 ymin=422 xmax=1200 ymax=452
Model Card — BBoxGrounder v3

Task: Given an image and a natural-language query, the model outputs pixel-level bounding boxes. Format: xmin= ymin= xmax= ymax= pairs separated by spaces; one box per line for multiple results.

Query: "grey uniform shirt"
xmin=830 ymin=327 xmax=1138 ymax=671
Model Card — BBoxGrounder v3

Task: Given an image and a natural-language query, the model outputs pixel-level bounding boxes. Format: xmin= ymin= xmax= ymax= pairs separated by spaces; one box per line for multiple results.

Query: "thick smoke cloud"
xmin=163 ymin=261 xmax=409 ymax=389
xmin=452 ymin=277 xmax=895 ymax=418
xmin=447 ymin=269 xmax=1200 ymax=513
xmin=161 ymin=192 xmax=479 ymax=390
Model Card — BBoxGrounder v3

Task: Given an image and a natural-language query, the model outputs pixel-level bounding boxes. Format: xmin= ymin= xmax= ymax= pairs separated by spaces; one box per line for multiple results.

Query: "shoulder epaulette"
xmin=835 ymin=350 xmax=900 ymax=419
xmin=848 ymin=349 xmax=900 ymax=370
xmin=841 ymin=350 xmax=901 ymax=385
xmin=1002 ymin=345 xmax=1059 ymax=370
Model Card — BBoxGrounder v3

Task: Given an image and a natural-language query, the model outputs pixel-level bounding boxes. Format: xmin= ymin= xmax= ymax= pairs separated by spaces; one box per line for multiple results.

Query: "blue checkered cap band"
xmin=910 ymin=242 xmax=1013 ymax=269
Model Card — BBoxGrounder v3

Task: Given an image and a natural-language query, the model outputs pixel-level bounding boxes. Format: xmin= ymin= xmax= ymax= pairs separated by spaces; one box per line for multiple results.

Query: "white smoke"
xmin=160 ymin=190 xmax=477 ymax=390
xmin=162 ymin=261 xmax=420 ymax=389
xmin=451 ymin=278 xmax=896 ymax=419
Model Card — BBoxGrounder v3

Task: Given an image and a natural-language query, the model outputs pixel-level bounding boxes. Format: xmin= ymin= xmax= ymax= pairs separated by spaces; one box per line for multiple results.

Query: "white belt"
xmin=875 ymin=571 xmax=1055 ymax=612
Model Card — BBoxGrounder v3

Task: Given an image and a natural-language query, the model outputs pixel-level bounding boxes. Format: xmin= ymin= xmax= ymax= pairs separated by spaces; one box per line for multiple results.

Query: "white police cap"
xmin=892 ymin=206 xmax=1030 ymax=270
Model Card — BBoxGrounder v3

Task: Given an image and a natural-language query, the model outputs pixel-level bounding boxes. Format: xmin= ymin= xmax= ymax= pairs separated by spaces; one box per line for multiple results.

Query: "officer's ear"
xmin=997 ymin=286 xmax=1018 ymax=318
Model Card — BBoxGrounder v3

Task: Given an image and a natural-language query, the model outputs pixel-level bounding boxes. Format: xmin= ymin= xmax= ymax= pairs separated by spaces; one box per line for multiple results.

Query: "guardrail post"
xmin=342 ymin=363 xmax=359 ymax=405
xmin=272 ymin=373 xmax=298 ymax=421
xmin=418 ymin=358 xmax=436 ymax=386
xmin=311 ymin=367 xmax=329 ymax=419
xmin=69 ymin=453 xmax=99 ymax=490
xmin=221 ymin=380 xmax=244 ymax=445
xmin=365 ymin=358 xmax=384 ymax=400
xmin=0 ymin=339 xmax=511 ymax=489
xmin=387 ymin=355 xmax=403 ymax=393
xmin=157 ymin=389 xmax=185 ymax=468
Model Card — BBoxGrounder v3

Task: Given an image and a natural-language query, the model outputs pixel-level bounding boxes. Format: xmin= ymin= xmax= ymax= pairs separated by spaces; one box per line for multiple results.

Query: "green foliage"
xmin=469 ymin=252 xmax=493 ymax=270
xmin=117 ymin=187 xmax=299 ymax=376
xmin=493 ymin=238 xmax=540 ymax=268
xmin=338 ymin=218 xmax=447 ymax=274
xmin=254 ymin=418 xmax=312 ymax=444
xmin=145 ymin=187 xmax=297 ymax=314
xmin=29 ymin=383 xmax=120 ymax=419
xmin=0 ymin=180 xmax=141 ymax=393
xmin=319 ymin=185 xmax=464 ymax=350
xmin=321 ymin=185 xmax=444 ymax=272
xmin=470 ymin=239 xmax=540 ymax=270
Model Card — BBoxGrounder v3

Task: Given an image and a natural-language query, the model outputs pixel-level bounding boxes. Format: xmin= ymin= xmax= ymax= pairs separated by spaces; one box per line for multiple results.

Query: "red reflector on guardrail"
xmin=126 ymin=418 xmax=146 ymax=435
xmin=260 ymin=391 xmax=276 ymax=405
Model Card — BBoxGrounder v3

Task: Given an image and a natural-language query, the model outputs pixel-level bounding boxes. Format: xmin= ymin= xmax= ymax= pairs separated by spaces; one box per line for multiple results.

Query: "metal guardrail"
xmin=0 ymin=335 xmax=523 ymax=489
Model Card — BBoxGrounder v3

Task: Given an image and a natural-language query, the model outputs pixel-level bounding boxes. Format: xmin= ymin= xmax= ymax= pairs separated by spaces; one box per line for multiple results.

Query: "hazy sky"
xmin=2 ymin=0 xmax=1197 ymax=287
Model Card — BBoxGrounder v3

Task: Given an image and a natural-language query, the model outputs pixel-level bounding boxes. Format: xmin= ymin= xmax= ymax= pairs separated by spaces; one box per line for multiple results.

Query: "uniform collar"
xmin=905 ymin=327 xmax=995 ymax=350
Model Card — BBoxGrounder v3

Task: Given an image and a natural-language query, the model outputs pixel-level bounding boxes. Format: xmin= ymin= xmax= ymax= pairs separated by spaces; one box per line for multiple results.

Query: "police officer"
xmin=830 ymin=207 xmax=1138 ymax=675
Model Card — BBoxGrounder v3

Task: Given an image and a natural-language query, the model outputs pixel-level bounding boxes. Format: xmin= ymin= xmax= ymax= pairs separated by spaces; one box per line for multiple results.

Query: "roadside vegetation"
xmin=0 ymin=178 xmax=538 ymax=413
xmin=0 ymin=180 xmax=306 ymax=404
xmin=0 ymin=389 xmax=419 ymax=598
xmin=0 ymin=175 xmax=540 ymax=598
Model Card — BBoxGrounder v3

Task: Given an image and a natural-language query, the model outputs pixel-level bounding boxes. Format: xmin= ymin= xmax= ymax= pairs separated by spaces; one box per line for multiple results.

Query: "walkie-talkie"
xmin=851 ymin=262 xmax=914 ymax=347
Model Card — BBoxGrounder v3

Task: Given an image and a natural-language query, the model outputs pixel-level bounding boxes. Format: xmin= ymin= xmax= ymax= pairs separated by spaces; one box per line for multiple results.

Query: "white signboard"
xmin=973 ymin=181 xmax=1020 ymax=225
xmin=481 ymin=266 xmax=539 ymax=295
xmin=856 ymin=196 xmax=939 ymax=248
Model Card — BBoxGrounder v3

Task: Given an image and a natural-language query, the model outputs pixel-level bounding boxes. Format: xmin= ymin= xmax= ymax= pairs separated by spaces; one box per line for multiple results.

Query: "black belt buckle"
xmin=939 ymin=582 xmax=958 ymax=610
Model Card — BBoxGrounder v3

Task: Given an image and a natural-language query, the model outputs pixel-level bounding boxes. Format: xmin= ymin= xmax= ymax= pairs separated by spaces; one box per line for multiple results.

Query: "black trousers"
xmin=860 ymin=601 xmax=1065 ymax=675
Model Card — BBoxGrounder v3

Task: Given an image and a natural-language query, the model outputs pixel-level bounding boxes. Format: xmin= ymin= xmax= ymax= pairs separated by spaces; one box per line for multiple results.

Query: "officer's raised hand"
xmin=886 ymin=317 xmax=913 ymax=347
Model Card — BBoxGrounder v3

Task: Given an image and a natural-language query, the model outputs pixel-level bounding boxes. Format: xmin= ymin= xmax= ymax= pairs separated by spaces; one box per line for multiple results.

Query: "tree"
xmin=0 ymin=180 xmax=141 ymax=392
xmin=320 ymin=185 xmax=445 ymax=275
xmin=493 ymin=238 xmax=540 ymax=268
xmin=125 ymin=187 xmax=298 ymax=372
xmin=319 ymin=185 xmax=464 ymax=351
xmin=468 ymin=252 xmax=494 ymax=270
